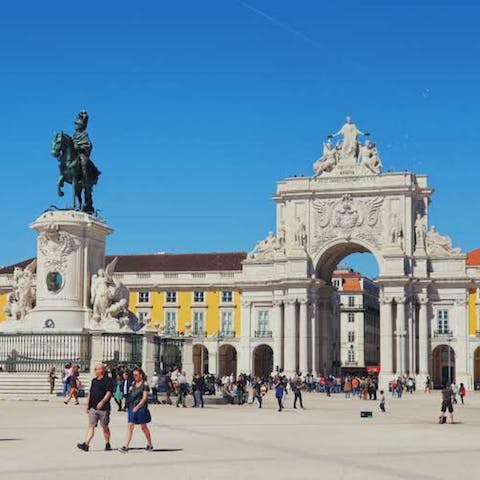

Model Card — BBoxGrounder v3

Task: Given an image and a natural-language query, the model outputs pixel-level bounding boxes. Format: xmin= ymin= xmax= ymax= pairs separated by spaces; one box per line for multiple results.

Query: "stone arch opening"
xmin=432 ymin=345 xmax=455 ymax=387
xmin=313 ymin=238 xmax=384 ymax=282
xmin=218 ymin=344 xmax=237 ymax=377
xmin=313 ymin=239 xmax=382 ymax=377
xmin=473 ymin=346 xmax=480 ymax=389
xmin=253 ymin=344 xmax=274 ymax=379
xmin=192 ymin=344 xmax=209 ymax=375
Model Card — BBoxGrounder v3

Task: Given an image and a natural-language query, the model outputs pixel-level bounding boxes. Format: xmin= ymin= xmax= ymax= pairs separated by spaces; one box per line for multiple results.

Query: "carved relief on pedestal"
xmin=38 ymin=224 xmax=79 ymax=274
xmin=312 ymin=194 xmax=384 ymax=246
xmin=3 ymin=260 xmax=37 ymax=321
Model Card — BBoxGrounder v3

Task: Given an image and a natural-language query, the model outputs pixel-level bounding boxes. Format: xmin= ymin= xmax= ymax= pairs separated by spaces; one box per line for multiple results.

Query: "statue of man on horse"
xmin=51 ymin=110 xmax=101 ymax=214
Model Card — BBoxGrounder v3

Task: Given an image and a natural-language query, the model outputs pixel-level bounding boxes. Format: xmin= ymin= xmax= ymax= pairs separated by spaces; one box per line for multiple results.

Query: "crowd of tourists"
xmin=44 ymin=362 xmax=470 ymax=452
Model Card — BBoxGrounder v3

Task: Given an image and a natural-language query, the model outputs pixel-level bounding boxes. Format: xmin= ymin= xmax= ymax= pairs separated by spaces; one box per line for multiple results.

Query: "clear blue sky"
xmin=0 ymin=1 xmax=479 ymax=277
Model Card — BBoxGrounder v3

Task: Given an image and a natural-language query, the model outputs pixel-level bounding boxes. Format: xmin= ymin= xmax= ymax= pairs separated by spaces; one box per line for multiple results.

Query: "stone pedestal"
xmin=142 ymin=329 xmax=157 ymax=378
xmin=26 ymin=210 xmax=112 ymax=332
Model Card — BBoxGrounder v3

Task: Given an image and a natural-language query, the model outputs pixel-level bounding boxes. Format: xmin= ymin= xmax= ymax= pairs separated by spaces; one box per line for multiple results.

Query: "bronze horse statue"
xmin=51 ymin=132 xmax=100 ymax=212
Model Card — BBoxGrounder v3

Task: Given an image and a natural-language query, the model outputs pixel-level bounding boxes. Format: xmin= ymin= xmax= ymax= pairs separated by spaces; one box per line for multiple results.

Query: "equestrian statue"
xmin=51 ymin=110 xmax=100 ymax=214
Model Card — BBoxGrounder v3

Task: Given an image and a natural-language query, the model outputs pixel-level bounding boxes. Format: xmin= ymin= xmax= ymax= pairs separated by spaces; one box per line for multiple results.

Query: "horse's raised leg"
xmin=57 ymin=176 xmax=65 ymax=197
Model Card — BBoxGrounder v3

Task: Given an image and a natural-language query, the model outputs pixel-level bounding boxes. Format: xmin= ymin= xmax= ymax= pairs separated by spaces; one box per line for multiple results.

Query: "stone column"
xmin=396 ymin=297 xmax=407 ymax=376
xmin=319 ymin=298 xmax=332 ymax=375
xmin=182 ymin=337 xmax=194 ymax=377
xmin=311 ymin=301 xmax=318 ymax=376
xmin=89 ymin=331 xmax=104 ymax=374
xmin=283 ymin=300 xmax=297 ymax=376
xmin=407 ymin=300 xmax=414 ymax=374
xmin=272 ymin=301 xmax=283 ymax=373
xmin=417 ymin=296 xmax=429 ymax=379
xmin=298 ymin=299 xmax=308 ymax=375
xmin=141 ymin=329 xmax=157 ymax=378
xmin=238 ymin=301 xmax=252 ymax=374
xmin=379 ymin=296 xmax=393 ymax=387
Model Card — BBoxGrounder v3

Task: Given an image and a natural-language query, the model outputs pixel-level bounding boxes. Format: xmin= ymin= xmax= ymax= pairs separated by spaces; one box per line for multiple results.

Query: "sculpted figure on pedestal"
xmin=51 ymin=110 xmax=101 ymax=214
xmin=426 ymin=226 xmax=462 ymax=257
xmin=389 ymin=213 xmax=403 ymax=247
xmin=414 ymin=213 xmax=427 ymax=250
xmin=328 ymin=116 xmax=369 ymax=164
xmin=294 ymin=218 xmax=307 ymax=247
xmin=360 ymin=141 xmax=382 ymax=174
xmin=313 ymin=140 xmax=337 ymax=176
xmin=4 ymin=260 xmax=37 ymax=321
xmin=90 ymin=257 xmax=130 ymax=325
xmin=247 ymin=231 xmax=284 ymax=261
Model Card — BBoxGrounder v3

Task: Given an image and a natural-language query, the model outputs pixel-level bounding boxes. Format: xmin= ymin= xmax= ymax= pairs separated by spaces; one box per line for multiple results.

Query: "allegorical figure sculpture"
xmin=90 ymin=257 xmax=130 ymax=326
xmin=360 ymin=140 xmax=382 ymax=174
xmin=389 ymin=213 xmax=403 ymax=247
xmin=414 ymin=213 xmax=427 ymax=250
xmin=51 ymin=110 xmax=101 ymax=214
xmin=313 ymin=140 xmax=337 ymax=176
xmin=426 ymin=226 xmax=462 ymax=256
xmin=4 ymin=260 xmax=37 ymax=321
xmin=328 ymin=116 xmax=369 ymax=163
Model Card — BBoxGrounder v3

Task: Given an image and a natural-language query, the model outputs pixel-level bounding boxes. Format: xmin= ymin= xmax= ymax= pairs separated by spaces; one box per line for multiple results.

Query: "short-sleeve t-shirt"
xmin=88 ymin=376 xmax=114 ymax=411
xmin=129 ymin=381 xmax=149 ymax=407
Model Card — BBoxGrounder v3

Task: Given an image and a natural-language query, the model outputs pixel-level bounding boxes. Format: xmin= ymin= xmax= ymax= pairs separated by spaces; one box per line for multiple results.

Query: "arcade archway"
xmin=474 ymin=347 xmax=480 ymax=389
xmin=218 ymin=344 xmax=237 ymax=376
xmin=432 ymin=345 xmax=455 ymax=387
xmin=253 ymin=344 xmax=274 ymax=378
xmin=192 ymin=344 xmax=209 ymax=375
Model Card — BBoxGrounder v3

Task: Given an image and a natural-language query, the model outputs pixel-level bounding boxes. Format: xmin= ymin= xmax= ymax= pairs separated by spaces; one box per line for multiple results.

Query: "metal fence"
xmin=0 ymin=333 xmax=91 ymax=373
xmin=154 ymin=337 xmax=183 ymax=374
xmin=101 ymin=333 xmax=143 ymax=368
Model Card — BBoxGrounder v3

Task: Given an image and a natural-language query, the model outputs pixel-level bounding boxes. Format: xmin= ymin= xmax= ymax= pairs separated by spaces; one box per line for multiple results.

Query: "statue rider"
xmin=72 ymin=110 xmax=94 ymax=213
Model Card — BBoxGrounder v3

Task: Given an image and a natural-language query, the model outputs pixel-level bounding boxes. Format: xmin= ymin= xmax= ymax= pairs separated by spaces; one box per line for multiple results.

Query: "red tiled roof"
xmin=467 ymin=249 xmax=480 ymax=266
xmin=0 ymin=252 xmax=248 ymax=274
xmin=342 ymin=278 xmax=362 ymax=291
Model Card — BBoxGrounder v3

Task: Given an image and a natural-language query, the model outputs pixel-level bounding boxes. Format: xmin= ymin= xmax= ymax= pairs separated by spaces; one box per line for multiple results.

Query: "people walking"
xmin=150 ymin=371 xmax=159 ymax=405
xmin=120 ymin=371 xmax=131 ymax=411
xmin=192 ymin=373 xmax=205 ymax=408
xmin=344 ymin=377 xmax=352 ymax=399
xmin=62 ymin=363 xmax=72 ymax=396
xmin=291 ymin=376 xmax=304 ymax=409
xmin=275 ymin=377 xmax=286 ymax=412
xmin=48 ymin=366 xmax=57 ymax=395
xmin=459 ymin=383 xmax=466 ymax=404
xmin=379 ymin=390 xmax=386 ymax=413
xmin=176 ymin=371 xmax=188 ymax=408
xmin=439 ymin=384 xmax=454 ymax=424
xmin=64 ymin=363 xmax=80 ymax=405
xmin=77 ymin=364 xmax=113 ymax=452
xmin=120 ymin=368 xmax=153 ymax=453
xmin=165 ymin=371 xmax=174 ymax=405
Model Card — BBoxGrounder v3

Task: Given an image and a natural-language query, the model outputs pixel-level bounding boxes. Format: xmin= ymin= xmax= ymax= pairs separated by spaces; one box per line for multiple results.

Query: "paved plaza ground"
xmin=0 ymin=391 xmax=479 ymax=480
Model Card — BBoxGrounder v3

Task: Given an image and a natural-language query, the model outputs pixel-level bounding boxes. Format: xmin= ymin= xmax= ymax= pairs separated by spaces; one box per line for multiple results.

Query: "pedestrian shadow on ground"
xmin=0 ymin=438 xmax=22 ymax=442
xmin=122 ymin=448 xmax=183 ymax=453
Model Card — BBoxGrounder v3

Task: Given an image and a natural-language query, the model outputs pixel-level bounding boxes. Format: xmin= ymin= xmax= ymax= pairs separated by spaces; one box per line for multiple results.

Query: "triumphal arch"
xmin=242 ymin=117 xmax=468 ymax=388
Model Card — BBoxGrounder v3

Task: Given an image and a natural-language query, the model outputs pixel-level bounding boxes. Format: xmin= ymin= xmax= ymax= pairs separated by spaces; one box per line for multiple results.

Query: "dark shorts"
xmin=88 ymin=408 xmax=110 ymax=427
xmin=441 ymin=401 xmax=454 ymax=413
xmin=127 ymin=406 xmax=151 ymax=425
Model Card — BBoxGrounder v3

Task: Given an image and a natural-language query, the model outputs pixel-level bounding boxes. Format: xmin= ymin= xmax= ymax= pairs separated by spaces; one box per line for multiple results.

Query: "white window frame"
xmin=165 ymin=310 xmax=177 ymax=334
xmin=348 ymin=331 xmax=355 ymax=343
xmin=221 ymin=310 xmax=234 ymax=335
xmin=348 ymin=312 xmax=355 ymax=323
xmin=437 ymin=309 xmax=450 ymax=334
xmin=165 ymin=291 xmax=177 ymax=303
xmin=221 ymin=290 xmax=233 ymax=303
xmin=138 ymin=291 xmax=150 ymax=304
xmin=257 ymin=310 xmax=270 ymax=334
xmin=348 ymin=348 xmax=355 ymax=363
xmin=138 ymin=311 xmax=149 ymax=322
xmin=193 ymin=291 xmax=205 ymax=303
xmin=193 ymin=311 xmax=205 ymax=335
xmin=348 ymin=296 xmax=355 ymax=307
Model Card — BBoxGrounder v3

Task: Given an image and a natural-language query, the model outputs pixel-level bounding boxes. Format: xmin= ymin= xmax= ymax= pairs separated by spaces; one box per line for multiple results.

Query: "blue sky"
xmin=0 ymin=1 xmax=479 ymax=277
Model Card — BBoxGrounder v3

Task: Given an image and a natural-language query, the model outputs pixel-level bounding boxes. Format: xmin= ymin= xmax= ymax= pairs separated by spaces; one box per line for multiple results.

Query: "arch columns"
xmin=298 ymin=298 xmax=309 ymax=375
xmin=272 ymin=300 xmax=283 ymax=372
xmin=283 ymin=299 xmax=297 ymax=376
xmin=379 ymin=296 xmax=394 ymax=388
xmin=417 ymin=295 xmax=429 ymax=381
xmin=395 ymin=297 xmax=407 ymax=376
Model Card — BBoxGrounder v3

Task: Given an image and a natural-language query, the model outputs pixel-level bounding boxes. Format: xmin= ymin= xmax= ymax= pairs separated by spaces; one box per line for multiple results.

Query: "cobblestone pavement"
xmin=0 ymin=391 xmax=478 ymax=480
